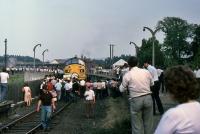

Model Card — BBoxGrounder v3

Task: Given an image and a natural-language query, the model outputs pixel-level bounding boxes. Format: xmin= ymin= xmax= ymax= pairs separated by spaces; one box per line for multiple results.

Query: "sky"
xmin=0 ymin=0 xmax=200 ymax=61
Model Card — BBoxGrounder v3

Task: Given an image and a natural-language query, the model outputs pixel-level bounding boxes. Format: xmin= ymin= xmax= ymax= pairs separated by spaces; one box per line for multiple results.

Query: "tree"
xmin=137 ymin=38 xmax=165 ymax=67
xmin=191 ymin=25 xmax=200 ymax=67
xmin=157 ymin=17 xmax=192 ymax=65
xmin=191 ymin=26 xmax=200 ymax=58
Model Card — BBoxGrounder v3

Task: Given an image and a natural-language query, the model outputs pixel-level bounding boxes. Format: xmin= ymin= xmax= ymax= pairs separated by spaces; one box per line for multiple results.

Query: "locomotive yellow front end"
xmin=63 ymin=57 xmax=86 ymax=81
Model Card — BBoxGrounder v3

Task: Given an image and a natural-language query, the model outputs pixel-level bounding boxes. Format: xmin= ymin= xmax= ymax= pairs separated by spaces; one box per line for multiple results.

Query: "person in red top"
xmin=47 ymin=79 xmax=53 ymax=91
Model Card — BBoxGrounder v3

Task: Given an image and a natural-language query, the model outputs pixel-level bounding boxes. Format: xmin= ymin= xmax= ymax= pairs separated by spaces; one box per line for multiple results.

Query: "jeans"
xmin=57 ymin=90 xmax=61 ymax=101
xmin=129 ymin=94 xmax=153 ymax=134
xmin=41 ymin=106 xmax=52 ymax=129
xmin=0 ymin=83 xmax=8 ymax=102
xmin=65 ymin=91 xmax=72 ymax=102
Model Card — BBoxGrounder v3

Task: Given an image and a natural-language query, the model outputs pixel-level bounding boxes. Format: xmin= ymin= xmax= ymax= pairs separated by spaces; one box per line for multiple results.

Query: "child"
xmin=50 ymin=89 xmax=57 ymax=105
xmin=22 ymin=82 xmax=32 ymax=106
xmin=84 ymin=84 xmax=95 ymax=118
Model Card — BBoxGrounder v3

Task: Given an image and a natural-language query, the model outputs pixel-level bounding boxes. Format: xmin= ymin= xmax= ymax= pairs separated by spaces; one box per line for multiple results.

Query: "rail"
xmin=26 ymin=102 xmax=71 ymax=134
xmin=0 ymin=102 xmax=71 ymax=134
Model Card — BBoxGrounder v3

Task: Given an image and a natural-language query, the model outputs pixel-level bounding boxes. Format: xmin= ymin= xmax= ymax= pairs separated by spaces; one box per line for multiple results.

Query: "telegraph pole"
xmin=109 ymin=44 xmax=115 ymax=68
xmin=110 ymin=44 xmax=112 ymax=60
xmin=111 ymin=44 xmax=114 ymax=59
xmin=4 ymin=39 xmax=7 ymax=69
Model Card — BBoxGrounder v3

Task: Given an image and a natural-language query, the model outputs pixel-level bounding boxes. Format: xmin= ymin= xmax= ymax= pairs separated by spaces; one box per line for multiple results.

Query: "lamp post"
xmin=33 ymin=44 xmax=41 ymax=70
xmin=143 ymin=26 xmax=161 ymax=66
xmin=4 ymin=39 xmax=7 ymax=69
xmin=42 ymin=49 xmax=48 ymax=66
xmin=129 ymin=41 xmax=140 ymax=57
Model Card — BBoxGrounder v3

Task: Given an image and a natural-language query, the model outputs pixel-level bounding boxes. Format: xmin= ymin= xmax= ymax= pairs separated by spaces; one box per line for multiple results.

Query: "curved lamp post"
xmin=42 ymin=49 xmax=48 ymax=66
xmin=129 ymin=41 xmax=140 ymax=57
xmin=143 ymin=27 xmax=161 ymax=66
xmin=33 ymin=44 xmax=41 ymax=70
xmin=4 ymin=39 xmax=7 ymax=69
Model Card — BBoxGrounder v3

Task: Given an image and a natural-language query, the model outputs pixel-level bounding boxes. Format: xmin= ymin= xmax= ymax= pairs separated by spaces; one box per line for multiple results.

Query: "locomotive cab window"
xmin=80 ymin=69 xmax=84 ymax=73
xmin=65 ymin=70 xmax=70 ymax=73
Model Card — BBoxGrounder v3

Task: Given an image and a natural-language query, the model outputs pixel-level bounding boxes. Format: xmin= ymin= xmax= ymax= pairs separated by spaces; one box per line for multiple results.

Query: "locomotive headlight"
xmin=72 ymin=73 xmax=78 ymax=79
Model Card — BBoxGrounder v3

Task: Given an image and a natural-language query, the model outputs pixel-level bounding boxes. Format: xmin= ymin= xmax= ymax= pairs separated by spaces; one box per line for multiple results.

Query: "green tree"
xmin=137 ymin=38 xmax=164 ymax=67
xmin=157 ymin=17 xmax=192 ymax=65
xmin=191 ymin=25 xmax=200 ymax=67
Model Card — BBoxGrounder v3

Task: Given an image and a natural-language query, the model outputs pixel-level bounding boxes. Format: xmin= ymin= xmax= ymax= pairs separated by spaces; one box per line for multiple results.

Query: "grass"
xmin=93 ymin=119 xmax=131 ymax=134
xmin=91 ymin=96 xmax=131 ymax=134
xmin=7 ymin=73 xmax=41 ymax=103
xmin=8 ymin=73 xmax=24 ymax=102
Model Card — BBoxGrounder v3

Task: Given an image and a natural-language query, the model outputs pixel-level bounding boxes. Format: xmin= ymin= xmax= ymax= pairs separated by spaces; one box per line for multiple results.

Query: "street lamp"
xmin=143 ymin=26 xmax=161 ymax=66
xmin=42 ymin=49 xmax=48 ymax=66
xmin=33 ymin=44 xmax=41 ymax=70
xmin=129 ymin=41 xmax=140 ymax=57
xmin=4 ymin=39 xmax=7 ymax=69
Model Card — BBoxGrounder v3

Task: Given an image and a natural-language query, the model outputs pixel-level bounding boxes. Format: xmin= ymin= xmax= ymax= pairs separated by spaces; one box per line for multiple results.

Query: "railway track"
xmin=0 ymin=102 xmax=71 ymax=134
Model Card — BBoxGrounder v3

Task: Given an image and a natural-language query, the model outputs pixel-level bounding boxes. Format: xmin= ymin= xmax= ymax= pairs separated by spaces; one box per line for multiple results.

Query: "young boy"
xmin=84 ymin=84 xmax=95 ymax=118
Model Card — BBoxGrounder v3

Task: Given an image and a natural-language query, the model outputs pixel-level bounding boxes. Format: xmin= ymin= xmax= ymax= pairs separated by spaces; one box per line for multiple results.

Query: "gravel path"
xmin=48 ymin=93 xmax=177 ymax=134
xmin=49 ymin=99 xmax=108 ymax=134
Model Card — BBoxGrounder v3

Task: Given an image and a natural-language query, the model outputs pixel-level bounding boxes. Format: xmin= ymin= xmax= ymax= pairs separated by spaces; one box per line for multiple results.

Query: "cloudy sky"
xmin=0 ymin=0 xmax=200 ymax=61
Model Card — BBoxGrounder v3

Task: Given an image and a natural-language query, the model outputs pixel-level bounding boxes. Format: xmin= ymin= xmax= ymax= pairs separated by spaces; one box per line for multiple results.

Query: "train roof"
xmin=65 ymin=57 xmax=85 ymax=66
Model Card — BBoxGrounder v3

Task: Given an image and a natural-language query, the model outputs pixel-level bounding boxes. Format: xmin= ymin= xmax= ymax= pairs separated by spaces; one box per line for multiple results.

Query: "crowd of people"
xmin=1 ymin=59 xmax=200 ymax=133
xmin=35 ymin=74 xmax=122 ymax=131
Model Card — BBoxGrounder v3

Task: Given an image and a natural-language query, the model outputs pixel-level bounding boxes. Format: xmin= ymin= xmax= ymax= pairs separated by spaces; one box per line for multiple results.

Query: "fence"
xmin=24 ymin=71 xmax=50 ymax=82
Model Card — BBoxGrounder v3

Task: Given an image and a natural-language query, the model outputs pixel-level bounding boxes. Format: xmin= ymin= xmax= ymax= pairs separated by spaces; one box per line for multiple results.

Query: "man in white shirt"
xmin=80 ymin=79 xmax=86 ymax=98
xmin=157 ymin=68 xmax=165 ymax=93
xmin=64 ymin=79 xmax=72 ymax=102
xmin=54 ymin=79 xmax=62 ymax=101
xmin=120 ymin=57 xmax=154 ymax=134
xmin=195 ymin=68 xmax=200 ymax=79
xmin=144 ymin=61 xmax=164 ymax=115
xmin=0 ymin=68 xmax=9 ymax=102
xmin=84 ymin=84 xmax=95 ymax=118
